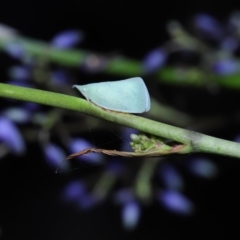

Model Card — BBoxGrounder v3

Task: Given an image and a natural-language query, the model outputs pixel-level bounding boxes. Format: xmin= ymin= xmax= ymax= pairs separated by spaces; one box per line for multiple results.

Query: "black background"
xmin=1 ymin=1 xmax=240 ymax=240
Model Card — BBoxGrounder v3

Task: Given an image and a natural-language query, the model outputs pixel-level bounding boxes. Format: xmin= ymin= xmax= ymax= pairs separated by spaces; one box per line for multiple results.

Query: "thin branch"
xmin=1 ymin=34 xmax=240 ymax=88
xmin=1 ymin=83 xmax=240 ymax=158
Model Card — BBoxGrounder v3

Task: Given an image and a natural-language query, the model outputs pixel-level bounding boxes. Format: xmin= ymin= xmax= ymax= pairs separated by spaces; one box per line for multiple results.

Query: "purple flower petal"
xmin=193 ymin=13 xmax=223 ymax=39
xmin=23 ymin=102 xmax=40 ymax=112
xmin=8 ymin=66 xmax=30 ymax=81
xmin=50 ymin=70 xmax=69 ymax=85
xmin=114 ymin=189 xmax=134 ymax=204
xmin=159 ymin=164 xmax=184 ymax=190
xmin=106 ymin=161 xmax=123 ymax=175
xmin=68 ymin=138 xmax=102 ymax=163
xmin=121 ymin=127 xmax=139 ymax=151
xmin=220 ymin=37 xmax=239 ymax=52
xmin=188 ymin=158 xmax=218 ymax=178
xmin=61 ymin=180 xmax=97 ymax=210
xmin=4 ymin=42 xmax=25 ymax=59
xmin=159 ymin=190 xmax=194 ymax=215
xmin=0 ymin=116 xmax=26 ymax=154
xmin=234 ymin=134 xmax=240 ymax=143
xmin=2 ymin=107 xmax=31 ymax=124
xmin=143 ymin=48 xmax=166 ymax=73
xmin=77 ymin=193 xmax=97 ymax=210
xmin=51 ymin=30 xmax=84 ymax=49
xmin=7 ymin=80 xmax=33 ymax=88
xmin=43 ymin=143 xmax=69 ymax=170
xmin=121 ymin=201 xmax=141 ymax=230
xmin=62 ymin=180 xmax=86 ymax=202
xmin=212 ymin=59 xmax=238 ymax=75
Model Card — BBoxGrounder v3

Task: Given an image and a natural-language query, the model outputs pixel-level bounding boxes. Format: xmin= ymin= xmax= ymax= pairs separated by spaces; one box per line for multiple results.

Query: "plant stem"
xmin=1 ymin=83 xmax=240 ymax=158
xmin=1 ymin=36 xmax=240 ymax=88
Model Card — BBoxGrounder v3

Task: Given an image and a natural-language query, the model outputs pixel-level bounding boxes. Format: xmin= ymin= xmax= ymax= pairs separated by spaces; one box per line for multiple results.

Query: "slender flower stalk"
xmin=1 ymin=30 xmax=240 ymax=89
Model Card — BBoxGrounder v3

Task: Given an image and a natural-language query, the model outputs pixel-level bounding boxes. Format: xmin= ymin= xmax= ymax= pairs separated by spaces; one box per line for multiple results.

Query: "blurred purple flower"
xmin=43 ymin=143 xmax=70 ymax=170
xmin=51 ymin=30 xmax=84 ymax=49
xmin=68 ymin=138 xmax=102 ymax=163
xmin=50 ymin=70 xmax=69 ymax=85
xmin=121 ymin=127 xmax=138 ymax=151
xmin=159 ymin=163 xmax=184 ymax=190
xmin=220 ymin=37 xmax=239 ymax=52
xmin=143 ymin=48 xmax=166 ymax=73
xmin=8 ymin=65 xmax=30 ymax=81
xmin=106 ymin=161 xmax=123 ymax=175
xmin=62 ymin=180 xmax=97 ymax=210
xmin=212 ymin=59 xmax=238 ymax=75
xmin=1 ymin=107 xmax=31 ymax=124
xmin=193 ymin=13 xmax=223 ymax=39
xmin=7 ymin=80 xmax=33 ymax=88
xmin=23 ymin=102 xmax=40 ymax=112
xmin=234 ymin=134 xmax=240 ymax=143
xmin=188 ymin=158 xmax=218 ymax=178
xmin=121 ymin=201 xmax=141 ymax=230
xmin=4 ymin=42 xmax=25 ymax=59
xmin=0 ymin=116 xmax=26 ymax=154
xmin=159 ymin=190 xmax=194 ymax=215
xmin=114 ymin=188 xmax=134 ymax=204
xmin=77 ymin=193 xmax=97 ymax=210
xmin=62 ymin=180 xmax=86 ymax=202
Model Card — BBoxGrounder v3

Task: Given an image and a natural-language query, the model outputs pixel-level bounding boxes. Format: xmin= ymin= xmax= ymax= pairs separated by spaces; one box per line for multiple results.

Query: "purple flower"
xmin=1 ymin=107 xmax=31 ymax=124
xmin=159 ymin=190 xmax=194 ymax=215
xmin=62 ymin=180 xmax=86 ymax=202
xmin=188 ymin=158 xmax=218 ymax=178
xmin=193 ymin=13 xmax=223 ymax=39
xmin=121 ymin=201 xmax=141 ymax=230
xmin=62 ymin=180 xmax=97 ymax=210
xmin=220 ymin=37 xmax=239 ymax=52
xmin=0 ymin=116 xmax=26 ymax=154
xmin=159 ymin=163 xmax=184 ymax=190
xmin=51 ymin=30 xmax=84 ymax=49
xmin=43 ymin=143 xmax=70 ymax=171
xmin=121 ymin=127 xmax=139 ymax=151
xmin=143 ymin=48 xmax=166 ymax=73
xmin=114 ymin=189 xmax=134 ymax=204
xmin=50 ymin=70 xmax=69 ymax=85
xmin=8 ymin=66 xmax=30 ymax=81
xmin=234 ymin=134 xmax=240 ymax=143
xmin=4 ymin=42 xmax=25 ymax=59
xmin=212 ymin=59 xmax=238 ymax=75
xmin=77 ymin=193 xmax=97 ymax=210
xmin=7 ymin=80 xmax=33 ymax=88
xmin=23 ymin=102 xmax=40 ymax=112
xmin=106 ymin=161 xmax=123 ymax=175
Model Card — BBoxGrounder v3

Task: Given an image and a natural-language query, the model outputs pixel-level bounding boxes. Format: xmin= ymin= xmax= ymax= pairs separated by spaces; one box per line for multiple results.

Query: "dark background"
xmin=1 ymin=1 xmax=240 ymax=239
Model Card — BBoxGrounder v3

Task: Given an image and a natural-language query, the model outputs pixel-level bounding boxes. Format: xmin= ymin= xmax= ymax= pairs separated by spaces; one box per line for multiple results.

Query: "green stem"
xmin=1 ymin=36 xmax=240 ymax=88
xmin=1 ymin=83 xmax=240 ymax=158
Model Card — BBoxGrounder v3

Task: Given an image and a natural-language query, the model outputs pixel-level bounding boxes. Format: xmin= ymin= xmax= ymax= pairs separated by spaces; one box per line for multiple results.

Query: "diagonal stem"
xmin=1 ymin=82 xmax=240 ymax=158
